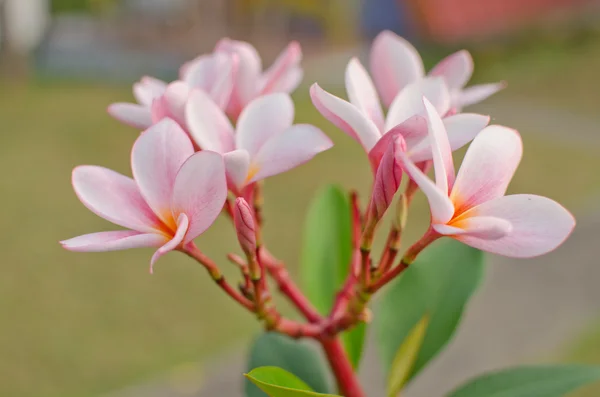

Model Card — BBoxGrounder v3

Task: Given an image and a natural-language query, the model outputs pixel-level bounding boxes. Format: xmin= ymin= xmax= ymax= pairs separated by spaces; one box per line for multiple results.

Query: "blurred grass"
xmin=3 ymin=32 xmax=600 ymax=396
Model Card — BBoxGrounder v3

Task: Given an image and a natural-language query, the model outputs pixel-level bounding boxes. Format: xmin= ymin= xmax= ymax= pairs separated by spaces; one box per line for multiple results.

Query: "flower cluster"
xmin=60 ymin=31 xmax=576 ymax=397
xmin=62 ymin=32 xmax=574 ymax=264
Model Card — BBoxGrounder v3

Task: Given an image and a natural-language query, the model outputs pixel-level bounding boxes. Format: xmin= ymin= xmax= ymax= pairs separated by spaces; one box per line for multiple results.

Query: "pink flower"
xmin=370 ymin=30 xmax=505 ymax=110
xmin=214 ymin=39 xmax=303 ymax=119
xmin=398 ymin=98 xmax=575 ymax=258
xmin=60 ymin=118 xmax=228 ymax=270
xmin=108 ymin=53 xmax=235 ymax=130
xmin=310 ymin=58 xmax=489 ymax=172
xmin=185 ymin=91 xmax=332 ymax=192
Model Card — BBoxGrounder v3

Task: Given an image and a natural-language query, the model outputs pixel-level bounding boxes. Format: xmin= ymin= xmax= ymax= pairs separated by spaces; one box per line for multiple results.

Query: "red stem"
xmin=320 ymin=337 xmax=365 ymax=397
xmin=260 ymin=248 xmax=323 ymax=323
xmin=183 ymin=244 xmax=255 ymax=312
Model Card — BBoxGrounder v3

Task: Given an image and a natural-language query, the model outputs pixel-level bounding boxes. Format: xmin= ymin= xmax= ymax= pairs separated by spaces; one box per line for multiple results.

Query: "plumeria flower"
xmin=370 ymin=30 xmax=505 ymax=110
xmin=310 ymin=59 xmax=489 ymax=172
xmin=398 ymin=98 xmax=575 ymax=258
xmin=108 ymin=53 xmax=234 ymax=130
xmin=61 ymin=119 xmax=228 ymax=269
xmin=214 ymin=38 xmax=303 ymax=119
xmin=185 ymin=91 xmax=332 ymax=193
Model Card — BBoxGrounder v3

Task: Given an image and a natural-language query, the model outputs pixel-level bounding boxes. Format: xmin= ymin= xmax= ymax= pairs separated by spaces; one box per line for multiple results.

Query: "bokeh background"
xmin=2 ymin=0 xmax=600 ymax=396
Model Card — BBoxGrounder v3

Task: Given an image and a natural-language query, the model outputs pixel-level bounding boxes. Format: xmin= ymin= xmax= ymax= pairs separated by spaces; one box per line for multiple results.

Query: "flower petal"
xmin=429 ymin=50 xmax=473 ymax=90
xmin=107 ymin=103 xmax=152 ymax=129
xmin=131 ymin=119 xmax=195 ymax=228
xmin=310 ymin=83 xmax=381 ymax=152
xmin=171 ymin=151 xmax=227 ymax=243
xmin=182 ymin=52 xmax=234 ymax=109
xmin=216 ymin=38 xmax=262 ymax=107
xmin=369 ymin=30 xmax=425 ymax=107
xmin=385 ymin=77 xmax=451 ymax=132
xmin=434 ymin=216 xmax=512 ymax=240
xmin=260 ymin=41 xmax=302 ymax=95
xmin=72 ymin=166 xmax=162 ymax=233
xmin=250 ymin=124 xmax=333 ymax=182
xmin=160 ymin=81 xmax=190 ymax=126
xmin=186 ymin=89 xmax=235 ymax=153
xmin=423 ymin=97 xmax=455 ymax=194
xmin=236 ymin=93 xmax=294 ymax=157
xmin=150 ymin=213 xmax=189 ymax=272
xmin=61 ymin=230 xmax=166 ymax=252
xmin=368 ymin=115 xmax=427 ymax=172
xmin=456 ymin=82 xmax=506 ymax=108
xmin=451 ymin=194 xmax=575 ymax=258
xmin=396 ymin=150 xmax=454 ymax=224
xmin=345 ymin=57 xmax=385 ymax=132
xmin=224 ymin=149 xmax=251 ymax=189
xmin=408 ymin=113 xmax=489 ymax=162
xmin=450 ymin=125 xmax=522 ymax=214
xmin=133 ymin=76 xmax=167 ymax=107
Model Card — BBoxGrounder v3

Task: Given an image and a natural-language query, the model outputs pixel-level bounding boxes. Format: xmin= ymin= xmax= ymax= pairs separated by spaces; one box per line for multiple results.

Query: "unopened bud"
xmin=392 ymin=194 xmax=408 ymax=232
xmin=370 ymin=136 xmax=406 ymax=222
xmin=233 ymin=197 xmax=256 ymax=258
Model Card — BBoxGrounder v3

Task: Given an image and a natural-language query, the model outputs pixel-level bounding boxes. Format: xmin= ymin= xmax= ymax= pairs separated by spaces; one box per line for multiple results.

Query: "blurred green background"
xmin=2 ymin=1 xmax=600 ymax=396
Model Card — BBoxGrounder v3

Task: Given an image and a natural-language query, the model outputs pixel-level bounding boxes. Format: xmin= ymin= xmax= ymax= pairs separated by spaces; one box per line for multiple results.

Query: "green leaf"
xmin=245 ymin=333 xmax=332 ymax=397
xmin=387 ymin=316 xmax=429 ymax=397
xmin=374 ymin=239 xmax=485 ymax=390
xmin=246 ymin=367 xmax=342 ymax=397
xmin=300 ymin=185 xmax=365 ymax=368
xmin=447 ymin=365 xmax=600 ymax=397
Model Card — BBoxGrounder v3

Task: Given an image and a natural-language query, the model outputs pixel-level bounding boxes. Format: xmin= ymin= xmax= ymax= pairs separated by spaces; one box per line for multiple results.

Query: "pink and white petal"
xmin=108 ymin=103 xmax=152 ymax=129
xmin=384 ymin=77 xmax=451 ymax=131
xmin=345 ymin=57 xmax=385 ymax=131
xmin=456 ymin=82 xmax=506 ymax=108
xmin=134 ymin=76 xmax=167 ymax=106
xmin=224 ymin=150 xmax=251 ymax=190
xmin=183 ymin=53 xmax=234 ymax=109
xmin=368 ymin=115 xmax=427 ymax=172
xmin=396 ymin=150 xmax=454 ymax=224
xmin=423 ymin=98 xmax=455 ymax=193
xmin=61 ymin=230 xmax=167 ymax=252
xmin=216 ymin=38 xmax=262 ymax=106
xmin=407 ymin=113 xmax=489 ymax=162
xmin=429 ymin=50 xmax=474 ymax=90
xmin=260 ymin=41 xmax=302 ymax=95
xmin=131 ymin=119 xmax=195 ymax=227
xmin=186 ymin=89 xmax=235 ymax=153
xmin=450 ymin=125 xmax=522 ymax=214
xmin=250 ymin=124 xmax=333 ymax=182
xmin=453 ymin=194 xmax=575 ymax=258
xmin=266 ymin=66 xmax=303 ymax=94
xmin=150 ymin=213 xmax=189 ymax=272
xmin=236 ymin=93 xmax=294 ymax=156
xmin=434 ymin=216 xmax=512 ymax=240
xmin=369 ymin=30 xmax=425 ymax=107
xmin=72 ymin=166 xmax=162 ymax=233
xmin=162 ymin=81 xmax=191 ymax=126
xmin=310 ymin=83 xmax=381 ymax=152
xmin=171 ymin=151 xmax=227 ymax=243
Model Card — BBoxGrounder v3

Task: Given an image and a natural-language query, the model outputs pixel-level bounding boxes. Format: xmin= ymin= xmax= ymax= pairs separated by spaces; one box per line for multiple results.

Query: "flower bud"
xmin=233 ymin=197 xmax=256 ymax=257
xmin=370 ymin=136 xmax=406 ymax=221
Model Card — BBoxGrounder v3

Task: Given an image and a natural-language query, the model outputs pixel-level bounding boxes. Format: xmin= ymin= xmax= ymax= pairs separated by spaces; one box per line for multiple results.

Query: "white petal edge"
xmin=345 ymin=57 xmax=385 ymax=132
xmin=451 ymin=194 xmax=575 ymax=258
xmin=108 ymin=103 xmax=152 ymax=129
xmin=429 ymin=50 xmax=474 ymax=90
xmin=61 ymin=231 xmax=166 ymax=252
